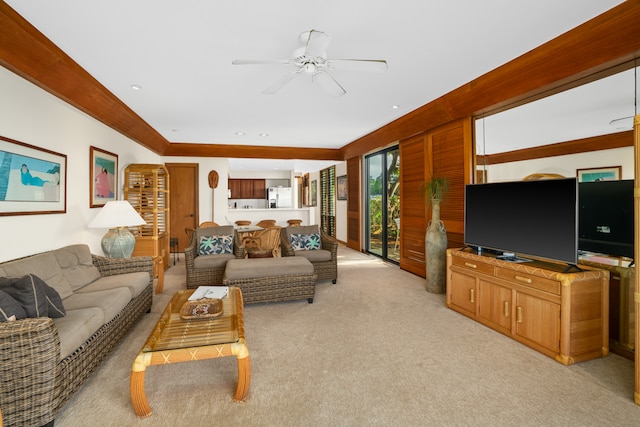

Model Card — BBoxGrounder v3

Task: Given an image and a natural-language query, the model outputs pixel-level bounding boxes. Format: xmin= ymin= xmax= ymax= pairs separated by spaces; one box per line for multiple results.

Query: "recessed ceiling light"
xmin=235 ymin=132 xmax=245 ymax=136
xmin=392 ymin=105 xmax=399 ymax=109
xmin=259 ymin=133 xmax=269 ymax=137
xmin=131 ymin=84 xmax=142 ymax=90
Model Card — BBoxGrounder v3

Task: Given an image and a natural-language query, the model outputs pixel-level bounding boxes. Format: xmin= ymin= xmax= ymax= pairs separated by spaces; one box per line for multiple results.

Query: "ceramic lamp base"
xmin=101 ymin=227 xmax=136 ymax=258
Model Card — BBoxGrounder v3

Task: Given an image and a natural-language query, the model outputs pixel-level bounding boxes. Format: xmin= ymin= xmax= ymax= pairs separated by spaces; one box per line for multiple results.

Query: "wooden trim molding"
xmin=0 ymin=3 xmax=170 ymax=155
xmin=482 ymin=131 xmax=633 ymax=165
xmin=162 ymin=143 xmax=342 ymax=161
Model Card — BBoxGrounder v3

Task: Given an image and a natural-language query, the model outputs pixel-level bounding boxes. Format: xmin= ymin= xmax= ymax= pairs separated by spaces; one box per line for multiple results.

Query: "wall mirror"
xmin=475 ymin=63 xmax=639 ymax=183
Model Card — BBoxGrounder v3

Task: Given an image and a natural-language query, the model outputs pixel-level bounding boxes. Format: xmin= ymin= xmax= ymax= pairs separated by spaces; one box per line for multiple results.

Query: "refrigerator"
xmin=267 ymin=187 xmax=292 ymax=208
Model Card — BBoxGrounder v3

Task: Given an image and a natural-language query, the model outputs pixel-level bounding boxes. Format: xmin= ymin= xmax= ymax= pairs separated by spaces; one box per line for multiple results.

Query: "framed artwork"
xmin=311 ymin=179 xmax=317 ymax=206
xmin=0 ymin=135 xmax=66 ymax=216
xmin=90 ymin=146 xmax=118 ymax=207
xmin=576 ymin=166 xmax=621 ymax=182
xmin=337 ymin=175 xmax=347 ymax=200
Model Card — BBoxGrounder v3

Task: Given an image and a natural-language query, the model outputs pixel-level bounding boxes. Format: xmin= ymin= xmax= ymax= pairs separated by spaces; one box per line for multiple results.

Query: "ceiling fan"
xmin=232 ymin=29 xmax=388 ymax=96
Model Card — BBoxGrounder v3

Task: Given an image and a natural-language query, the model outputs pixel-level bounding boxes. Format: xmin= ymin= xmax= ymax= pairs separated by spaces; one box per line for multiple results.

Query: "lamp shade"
xmin=88 ymin=200 xmax=146 ymax=228
xmin=88 ymin=201 xmax=146 ymax=258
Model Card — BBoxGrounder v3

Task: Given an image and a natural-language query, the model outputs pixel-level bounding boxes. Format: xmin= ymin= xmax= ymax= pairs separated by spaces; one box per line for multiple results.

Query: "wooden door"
xmin=166 ymin=163 xmax=199 ymax=251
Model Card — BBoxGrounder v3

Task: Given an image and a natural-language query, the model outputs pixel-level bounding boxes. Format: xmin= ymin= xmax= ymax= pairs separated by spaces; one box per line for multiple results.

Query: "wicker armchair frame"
xmin=185 ymin=229 xmax=244 ymax=289
xmin=280 ymin=228 xmax=338 ymax=284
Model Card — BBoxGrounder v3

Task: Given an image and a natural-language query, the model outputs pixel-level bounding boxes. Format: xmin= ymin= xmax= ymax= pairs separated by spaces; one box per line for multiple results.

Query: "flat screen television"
xmin=578 ymin=179 xmax=634 ymax=259
xmin=464 ymin=178 xmax=578 ymax=265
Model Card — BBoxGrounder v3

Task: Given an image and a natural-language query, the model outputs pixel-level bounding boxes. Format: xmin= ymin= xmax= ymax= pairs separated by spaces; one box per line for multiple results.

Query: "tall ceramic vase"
xmin=425 ymin=198 xmax=447 ymax=293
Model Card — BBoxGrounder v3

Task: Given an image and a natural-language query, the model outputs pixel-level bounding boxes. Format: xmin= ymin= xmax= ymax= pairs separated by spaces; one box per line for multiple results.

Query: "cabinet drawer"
xmin=452 ymin=256 xmax=494 ymax=276
xmin=495 ymin=267 xmax=560 ymax=295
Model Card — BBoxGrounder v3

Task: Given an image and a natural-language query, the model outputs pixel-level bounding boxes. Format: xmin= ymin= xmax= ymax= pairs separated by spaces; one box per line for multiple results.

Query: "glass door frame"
xmin=364 ymin=145 xmax=399 ymax=263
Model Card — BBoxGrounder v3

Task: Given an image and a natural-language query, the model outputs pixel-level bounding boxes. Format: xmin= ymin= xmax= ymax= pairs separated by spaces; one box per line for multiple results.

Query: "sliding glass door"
xmin=365 ymin=146 xmax=400 ymax=262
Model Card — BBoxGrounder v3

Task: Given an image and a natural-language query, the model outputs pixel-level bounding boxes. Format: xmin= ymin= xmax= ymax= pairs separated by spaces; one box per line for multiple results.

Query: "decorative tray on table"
xmin=180 ymin=298 xmax=224 ymax=320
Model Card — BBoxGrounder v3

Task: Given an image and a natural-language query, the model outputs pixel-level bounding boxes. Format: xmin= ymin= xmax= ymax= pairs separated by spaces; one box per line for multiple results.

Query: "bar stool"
xmin=256 ymin=219 xmax=276 ymax=228
xmin=235 ymin=220 xmax=251 ymax=226
xmin=287 ymin=219 xmax=302 ymax=227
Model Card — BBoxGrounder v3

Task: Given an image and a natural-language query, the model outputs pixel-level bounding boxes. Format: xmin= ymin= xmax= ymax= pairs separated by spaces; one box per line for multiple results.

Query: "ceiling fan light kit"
xmin=232 ymin=29 xmax=387 ymax=96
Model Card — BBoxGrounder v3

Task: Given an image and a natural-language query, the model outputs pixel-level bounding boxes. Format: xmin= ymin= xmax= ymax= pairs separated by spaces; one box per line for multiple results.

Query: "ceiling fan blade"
xmin=327 ymin=59 xmax=388 ymax=72
xmin=313 ymin=71 xmax=346 ymax=97
xmin=303 ymin=29 xmax=331 ymax=58
xmin=262 ymin=69 xmax=303 ymax=95
xmin=232 ymin=59 xmax=292 ymax=65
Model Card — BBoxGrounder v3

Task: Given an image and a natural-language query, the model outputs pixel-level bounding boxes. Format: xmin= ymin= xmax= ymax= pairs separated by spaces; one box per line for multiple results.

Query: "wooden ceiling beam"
xmin=163 ymin=143 xmax=342 ymax=161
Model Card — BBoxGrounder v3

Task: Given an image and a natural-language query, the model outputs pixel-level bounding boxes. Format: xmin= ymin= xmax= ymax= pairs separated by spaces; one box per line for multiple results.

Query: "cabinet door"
xmin=252 ymin=179 xmax=266 ymax=199
xmin=478 ymin=279 xmax=512 ymax=335
xmin=515 ymin=292 xmax=560 ymax=352
xmin=449 ymin=270 xmax=477 ymax=317
xmin=240 ymin=180 xmax=253 ymax=198
xmin=229 ymin=179 xmax=241 ymax=199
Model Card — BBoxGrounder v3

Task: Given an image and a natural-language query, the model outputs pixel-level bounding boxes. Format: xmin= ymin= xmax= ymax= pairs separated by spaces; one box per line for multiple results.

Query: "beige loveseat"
xmin=0 ymin=244 xmax=153 ymax=427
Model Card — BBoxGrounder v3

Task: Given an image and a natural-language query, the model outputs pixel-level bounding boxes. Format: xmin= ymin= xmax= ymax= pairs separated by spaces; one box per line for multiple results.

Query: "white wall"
xmin=335 ymin=162 xmax=347 ymax=243
xmin=483 ymin=146 xmax=634 ymax=182
xmin=0 ymin=67 xmax=160 ymax=262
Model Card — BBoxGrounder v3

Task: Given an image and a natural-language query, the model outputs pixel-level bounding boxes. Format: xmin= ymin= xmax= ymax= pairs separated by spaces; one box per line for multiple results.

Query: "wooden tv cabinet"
xmin=446 ymin=249 xmax=609 ymax=365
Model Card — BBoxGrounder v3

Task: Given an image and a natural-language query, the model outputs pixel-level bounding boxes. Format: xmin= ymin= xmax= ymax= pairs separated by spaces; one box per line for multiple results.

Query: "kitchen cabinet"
xmin=446 ymin=249 xmax=609 ymax=365
xmin=229 ymin=179 xmax=266 ymax=199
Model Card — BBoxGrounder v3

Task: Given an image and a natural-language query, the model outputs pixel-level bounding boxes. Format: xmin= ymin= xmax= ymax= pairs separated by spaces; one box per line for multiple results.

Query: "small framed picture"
xmin=576 ymin=166 xmax=621 ymax=182
xmin=337 ymin=175 xmax=347 ymax=200
xmin=90 ymin=146 xmax=118 ymax=207
xmin=0 ymin=135 xmax=66 ymax=216
xmin=311 ymin=179 xmax=317 ymax=206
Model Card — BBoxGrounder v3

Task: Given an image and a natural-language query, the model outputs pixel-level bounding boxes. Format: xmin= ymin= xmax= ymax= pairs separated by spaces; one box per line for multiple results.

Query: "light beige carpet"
xmin=54 ymin=246 xmax=639 ymax=426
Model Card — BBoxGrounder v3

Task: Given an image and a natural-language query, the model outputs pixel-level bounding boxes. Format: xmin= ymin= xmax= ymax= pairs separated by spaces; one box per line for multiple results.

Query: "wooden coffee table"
xmin=130 ymin=287 xmax=250 ymax=418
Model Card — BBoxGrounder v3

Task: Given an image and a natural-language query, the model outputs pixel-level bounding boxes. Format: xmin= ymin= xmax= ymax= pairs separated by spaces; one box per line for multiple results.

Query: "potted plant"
xmin=424 ymin=176 xmax=448 ymax=293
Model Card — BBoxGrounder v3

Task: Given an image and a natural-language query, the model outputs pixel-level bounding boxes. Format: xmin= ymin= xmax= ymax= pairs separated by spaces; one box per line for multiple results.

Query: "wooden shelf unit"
xmin=124 ymin=164 xmax=170 ymax=271
xmin=446 ymin=249 xmax=609 ymax=365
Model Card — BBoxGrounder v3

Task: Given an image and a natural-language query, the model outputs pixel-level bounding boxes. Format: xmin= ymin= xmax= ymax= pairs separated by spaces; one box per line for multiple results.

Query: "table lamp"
xmin=88 ymin=200 xmax=146 ymax=258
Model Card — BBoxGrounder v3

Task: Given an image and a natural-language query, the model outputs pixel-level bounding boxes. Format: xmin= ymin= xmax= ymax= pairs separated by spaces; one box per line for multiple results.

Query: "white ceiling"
xmin=5 ymin=0 xmax=628 ymax=171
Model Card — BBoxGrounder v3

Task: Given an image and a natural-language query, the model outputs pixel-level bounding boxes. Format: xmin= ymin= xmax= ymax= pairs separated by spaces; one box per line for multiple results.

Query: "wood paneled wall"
xmin=399 ymin=118 xmax=473 ymax=277
xmin=346 ymin=157 xmax=361 ymax=250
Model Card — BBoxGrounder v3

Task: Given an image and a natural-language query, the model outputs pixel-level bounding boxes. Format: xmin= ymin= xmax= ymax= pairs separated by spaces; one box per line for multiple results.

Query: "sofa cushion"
xmin=194 ymin=253 xmax=236 ymax=269
xmin=0 ymin=251 xmax=74 ymax=299
xmin=199 ymin=235 xmax=233 ymax=255
xmin=63 ymin=288 xmax=131 ymax=324
xmin=74 ymin=271 xmax=150 ymax=299
xmin=0 ymin=289 xmax=26 ymax=322
xmin=293 ymin=249 xmax=332 ymax=262
xmin=224 ymin=257 xmax=313 ymax=280
xmin=290 ymin=233 xmax=321 ymax=250
xmin=53 ymin=244 xmax=102 ymax=291
xmin=53 ymin=307 xmax=105 ymax=359
xmin=0 ymin=275 xmax=49 ymax=318
xmin=196 ymin=225 xmax=235 ymax=255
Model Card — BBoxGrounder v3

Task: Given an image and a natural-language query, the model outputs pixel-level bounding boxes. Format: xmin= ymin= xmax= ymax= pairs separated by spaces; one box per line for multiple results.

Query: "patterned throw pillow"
xmin=290 ymin=233 xmax=321 ymax=250
xmin=199 ymin=235 xmax=233 ymax=255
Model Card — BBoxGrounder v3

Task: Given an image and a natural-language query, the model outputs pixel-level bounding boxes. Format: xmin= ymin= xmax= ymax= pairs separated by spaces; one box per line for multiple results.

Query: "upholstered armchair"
xmin=185 ymin=225 xmax=244 ymax=289
xmin=280 ymin=225 xmax=338 ymax=283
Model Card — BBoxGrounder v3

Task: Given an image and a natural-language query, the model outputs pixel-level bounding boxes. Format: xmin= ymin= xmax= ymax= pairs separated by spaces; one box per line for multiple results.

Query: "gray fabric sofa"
xmin=0 ymin=244 xmax=153 ymax=427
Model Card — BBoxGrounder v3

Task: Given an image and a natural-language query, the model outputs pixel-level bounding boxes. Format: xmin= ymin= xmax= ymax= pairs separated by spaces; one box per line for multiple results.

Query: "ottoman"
xmin=223 ymin=257 xmax=317 ymax=303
